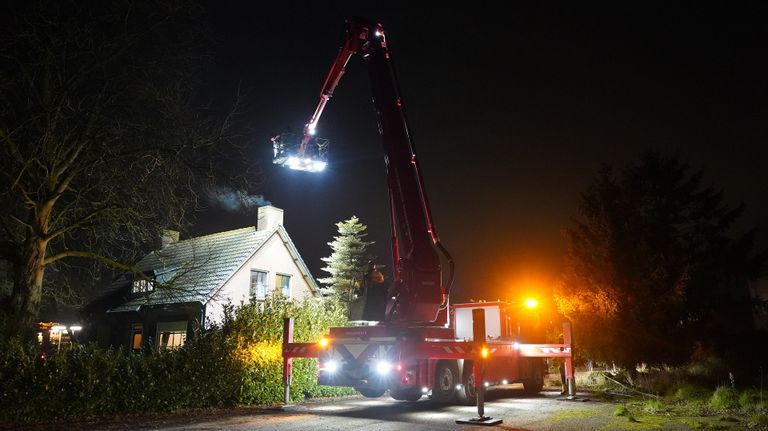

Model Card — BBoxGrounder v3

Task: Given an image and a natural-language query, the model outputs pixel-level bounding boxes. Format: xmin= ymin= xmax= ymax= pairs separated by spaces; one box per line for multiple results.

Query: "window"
xmin=250 ymin=270 xmax=267 ymax=300
xmin=132 ymin=278 xmax=154 ymax=294
xmin=130 ymin=323 xmax=143 ymax=350
xmin=156 ymin=321 xmax=187 ymax=350
xmin=276 ymin=274 xmax=291 ymax=298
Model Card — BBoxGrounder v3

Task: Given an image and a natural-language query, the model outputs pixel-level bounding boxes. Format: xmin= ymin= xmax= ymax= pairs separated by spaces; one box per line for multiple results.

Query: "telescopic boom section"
xmin=297 ymin=23 xmax=365 ymax=157
xmin=305 ymin=19 xmax=449 ymax=324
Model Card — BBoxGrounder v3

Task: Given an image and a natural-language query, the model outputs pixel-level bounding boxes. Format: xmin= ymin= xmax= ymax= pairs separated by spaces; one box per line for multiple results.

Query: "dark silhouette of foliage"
xmin=0 ymin=0 xmax=251 ymax=334
xmin=555 ymin=151 xmax=763 ymax=368
xmin=0 ymin=294 xmax=351 ymax=424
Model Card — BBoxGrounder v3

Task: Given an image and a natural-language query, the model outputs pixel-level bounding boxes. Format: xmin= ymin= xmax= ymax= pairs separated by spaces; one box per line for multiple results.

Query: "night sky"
xmin=194 ymin=2 xmax=768 ymax=303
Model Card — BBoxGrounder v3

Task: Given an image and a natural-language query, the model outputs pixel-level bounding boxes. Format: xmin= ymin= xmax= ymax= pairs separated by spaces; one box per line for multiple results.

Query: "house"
xmin=83 ymin=205 xmax=320 ymax=350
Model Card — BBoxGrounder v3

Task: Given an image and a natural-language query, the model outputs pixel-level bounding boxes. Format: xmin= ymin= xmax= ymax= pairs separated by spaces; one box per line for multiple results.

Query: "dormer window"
xmin=132 ymin=278 xmax=155 ymax=294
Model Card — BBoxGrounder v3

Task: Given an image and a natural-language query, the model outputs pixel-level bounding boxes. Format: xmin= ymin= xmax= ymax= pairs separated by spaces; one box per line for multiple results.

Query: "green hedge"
xmin=0 ymin=295 xmax=355 ymax=424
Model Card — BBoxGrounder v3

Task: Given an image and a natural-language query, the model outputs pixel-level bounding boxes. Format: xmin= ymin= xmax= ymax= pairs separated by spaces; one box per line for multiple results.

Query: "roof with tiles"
xmin=107 ymin=224 xmax=318 ymax=313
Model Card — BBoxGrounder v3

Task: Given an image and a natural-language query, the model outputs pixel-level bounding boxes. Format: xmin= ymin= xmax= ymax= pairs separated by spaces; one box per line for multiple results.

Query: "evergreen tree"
xmin=555 ymin=151 xmax=763 ymax=368
xmin=319 ymin=216 xmax=374 ymax=306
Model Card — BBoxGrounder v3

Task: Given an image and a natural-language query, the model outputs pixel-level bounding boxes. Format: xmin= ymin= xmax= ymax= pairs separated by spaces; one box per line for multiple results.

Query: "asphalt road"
xmin=141 ymin=388 xmax=616 ymax=431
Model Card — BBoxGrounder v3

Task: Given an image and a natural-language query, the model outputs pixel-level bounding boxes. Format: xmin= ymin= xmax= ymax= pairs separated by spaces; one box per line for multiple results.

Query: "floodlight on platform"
xmin=271 ymin=132 xmax=328 ymax=173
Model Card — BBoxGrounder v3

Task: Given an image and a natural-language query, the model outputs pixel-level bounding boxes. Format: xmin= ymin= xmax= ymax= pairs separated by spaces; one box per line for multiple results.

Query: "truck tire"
xmin=522 ymin=359 xmax=544 ymax=394
xmin=430 ymin=360 xmax=458 ymax=403
xmin=456 ymin=361 xmax=477 ymax=406
xmin=390 ymin=387 xmax=422 ymax=401
xmin=358 ymin=387 xmax=386 ymax=398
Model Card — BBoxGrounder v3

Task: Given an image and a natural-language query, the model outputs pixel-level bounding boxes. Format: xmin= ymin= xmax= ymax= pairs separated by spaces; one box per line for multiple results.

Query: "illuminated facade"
xmin=83 ymin=206 xmax=319 ymax=350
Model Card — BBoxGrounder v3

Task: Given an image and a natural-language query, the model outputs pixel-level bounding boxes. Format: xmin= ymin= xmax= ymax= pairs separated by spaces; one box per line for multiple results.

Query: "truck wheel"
xmin=456 ymin=361 xmax=477 ymax=405
xmin=358 ymin=387 xmax=386 ymax=398
xmin=430 ymin=360 xmax=458 ymax=403
xmin=390 ymin=388 xmax=422 ymax=401
xmin=522 ymin=360 xmax=544 ymax=394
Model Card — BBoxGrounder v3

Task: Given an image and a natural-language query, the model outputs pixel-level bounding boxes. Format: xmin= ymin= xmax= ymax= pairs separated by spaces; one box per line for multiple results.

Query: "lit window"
xmin=276 ymin=274 xmax=291 ymax=298
xmin=132 ymin=278 xmax=154 ymax=294
xmin=250 ymin=270 xmax=268 ymax=300
xmin=130 ymin=323 xmax=143 ymax=350
xmin=157 ymin=321 xmax=187 ymax=350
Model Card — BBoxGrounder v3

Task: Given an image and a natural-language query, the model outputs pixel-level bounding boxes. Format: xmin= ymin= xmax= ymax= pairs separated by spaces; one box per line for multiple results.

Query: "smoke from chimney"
xmin=207 ymin=186 xmax=271 ymax=212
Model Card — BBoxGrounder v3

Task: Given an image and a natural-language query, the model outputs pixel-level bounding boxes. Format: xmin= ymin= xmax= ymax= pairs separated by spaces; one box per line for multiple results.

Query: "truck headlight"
xmin=323 ymin=360 xmax=338 ymax=374
xmin=375 ymin=360 xmax=391 ymax=375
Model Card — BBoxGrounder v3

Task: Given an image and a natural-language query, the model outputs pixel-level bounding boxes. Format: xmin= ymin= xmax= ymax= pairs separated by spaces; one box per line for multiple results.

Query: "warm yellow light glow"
xmin=481 ymin=347 xmax=489 ymax=358
xmin=319 ymin=338 xmax=330 ymax=348
xmin=524 ymin=298 xmax=539 ymax=309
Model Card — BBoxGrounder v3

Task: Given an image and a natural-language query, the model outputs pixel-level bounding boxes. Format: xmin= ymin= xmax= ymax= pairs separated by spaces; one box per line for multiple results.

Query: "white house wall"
xmin=204 ymin=232 xmax=315 ymax=326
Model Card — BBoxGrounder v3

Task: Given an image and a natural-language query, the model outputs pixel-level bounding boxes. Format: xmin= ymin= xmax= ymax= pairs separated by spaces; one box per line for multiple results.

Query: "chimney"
xmin=257 ymin=205 xmax=283 ymax=231
xmin=161 ymin=229 xmax=180 ymax=247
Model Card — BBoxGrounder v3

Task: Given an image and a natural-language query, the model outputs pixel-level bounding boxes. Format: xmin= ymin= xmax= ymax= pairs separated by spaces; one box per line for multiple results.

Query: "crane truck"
xmin=278 ymin=18 xmax=576 ymax=408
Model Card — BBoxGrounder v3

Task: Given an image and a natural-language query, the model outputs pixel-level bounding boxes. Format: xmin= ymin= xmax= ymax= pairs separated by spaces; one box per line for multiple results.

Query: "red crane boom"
xmin=299 ymin=18 xmax=453 ymax=325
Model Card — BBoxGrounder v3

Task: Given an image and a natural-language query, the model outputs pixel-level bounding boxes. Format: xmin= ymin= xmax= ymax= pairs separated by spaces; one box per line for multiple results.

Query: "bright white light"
xmin=513 ymin=342 xmax=520 ymax=350
xmin=375 ymin=31 xmax=382 ymax=37
xmin=456 ymin=384 xmax=463 ymax=390
xmin=502 ymin=380 xmax=508 ymax=385
xmin=421 ymin=387 xmax=429 ymax=394
xmin=69 ymin=325 xmax=82 ymax=331
xmin=312 ymin=161 xmax=327 ymax=171
xmin=287 ymin=156 xmax=301 ymax=169
xmin=51 ymin=325 xmax=66 ymax=332
xmin=484 ymin=382 xmax=490 ymax=387
xmin=324 ymin=360 xmax=338 ymax=373
xmin=308 ymin=124 xmax=317 ymax=135
xmin=375 ymin=360 xmax=391 ymax=375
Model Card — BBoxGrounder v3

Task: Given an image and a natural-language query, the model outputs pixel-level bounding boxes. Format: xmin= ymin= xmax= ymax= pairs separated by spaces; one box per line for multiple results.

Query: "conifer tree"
xmin=319 ymin=216 xmax=374 ymax=306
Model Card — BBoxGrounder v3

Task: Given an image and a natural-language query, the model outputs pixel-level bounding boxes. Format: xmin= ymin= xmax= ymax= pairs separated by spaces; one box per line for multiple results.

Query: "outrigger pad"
xmin=455 ymin=417 xmax=503 ymax=425
xmin=272 ymin=404 xmax=307 ymax=411
xmin=557 ymin=395 xmax=589 ymax=402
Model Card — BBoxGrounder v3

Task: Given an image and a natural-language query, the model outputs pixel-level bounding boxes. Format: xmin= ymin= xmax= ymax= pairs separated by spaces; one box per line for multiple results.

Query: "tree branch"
xmin=44 ymin=250 xmax=138 ymax=274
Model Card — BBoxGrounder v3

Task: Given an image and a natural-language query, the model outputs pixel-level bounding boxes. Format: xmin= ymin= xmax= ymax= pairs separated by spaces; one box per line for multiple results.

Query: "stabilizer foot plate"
xmin=456 ymin=416 xmax=503 ymax=425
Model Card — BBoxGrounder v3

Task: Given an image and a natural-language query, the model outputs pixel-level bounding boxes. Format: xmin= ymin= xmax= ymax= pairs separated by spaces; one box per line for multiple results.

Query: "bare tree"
xmin=0 ymin=0 xmax=252 ymax=334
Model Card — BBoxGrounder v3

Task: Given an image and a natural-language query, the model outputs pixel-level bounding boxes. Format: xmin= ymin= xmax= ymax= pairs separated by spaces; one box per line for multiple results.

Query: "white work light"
xmin=272 ymin=133 xmax=328 ymax=173
xmin=324 ymin=360 xmax=339 ymax=374
xmin=375 ymin=360 xmax=391 ymax=375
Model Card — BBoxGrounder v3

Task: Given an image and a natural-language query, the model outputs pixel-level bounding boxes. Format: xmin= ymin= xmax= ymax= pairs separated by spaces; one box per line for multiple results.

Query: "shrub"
xmin=612 ymin=404 xmax=637 ymax=422
xmin=748 ymin=414 xmax=768 ymax=428
xmin=613 ymin=404 xmax=629 ymax=416
xmin=643 ymin=399 xmax=665 ymax=414
xmin=669 ymin=383 xmax=711 ymax=402
xmin=686 ymin=356 xmax=727 ymax=386
xmin=738 ymin=389 xmax=766 ymax=412
xmin=709 ymin=386 xmax=739 ymax=411
xmin=0 ymin=295 xmax=352 ymax=424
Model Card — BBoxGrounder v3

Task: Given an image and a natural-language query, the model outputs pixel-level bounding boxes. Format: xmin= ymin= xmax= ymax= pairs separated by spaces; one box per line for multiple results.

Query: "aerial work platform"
xmin=271 ymin=132 xmax=328 ymax=172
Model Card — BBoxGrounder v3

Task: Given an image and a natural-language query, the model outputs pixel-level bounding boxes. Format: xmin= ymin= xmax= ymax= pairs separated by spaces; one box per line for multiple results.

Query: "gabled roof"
xmin=107 ymin=225 xmax=319 ymax=313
